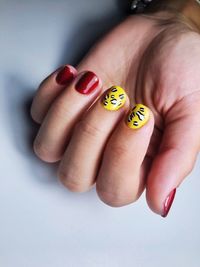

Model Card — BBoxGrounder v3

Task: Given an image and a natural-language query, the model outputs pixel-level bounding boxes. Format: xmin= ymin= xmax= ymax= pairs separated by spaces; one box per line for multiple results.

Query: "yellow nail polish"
xmin=126 ymin=104 xmax=150 ymax=129
xmin=101 ymin=86 xmax=127 ymax=111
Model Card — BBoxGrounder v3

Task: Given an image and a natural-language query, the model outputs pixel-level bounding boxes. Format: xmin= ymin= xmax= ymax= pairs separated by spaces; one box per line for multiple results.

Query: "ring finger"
xmin=58 ymin=86 xmax=129 ymax=192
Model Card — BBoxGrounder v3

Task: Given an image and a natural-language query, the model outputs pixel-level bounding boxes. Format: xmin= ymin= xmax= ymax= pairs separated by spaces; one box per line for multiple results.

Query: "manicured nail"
xmin=56 ymin=65 xmax=76 ymax=85
xmin=101 ymin=86 xmax=127 ymax=111
xmin=126 ymin=104 xmax=150 ymax=129
xmin=162 ymin=188 xmax=176 ymax=218
xmin=75 ymin=71 xmax=99 ymax=94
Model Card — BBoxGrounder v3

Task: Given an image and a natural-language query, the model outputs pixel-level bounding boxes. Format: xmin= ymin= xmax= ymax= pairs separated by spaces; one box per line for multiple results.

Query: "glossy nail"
xmin=162 ymin=189 xmax=176 ymax=218
xmin=56 ymin=65 xmax=77 ymax=85
xmin=101 ymin=86 xmax=127 ymax=111
xmin=126 ymin=104 xmax=150 ymax=129
xmin=75 ymin=71 xmax=99 ymax=95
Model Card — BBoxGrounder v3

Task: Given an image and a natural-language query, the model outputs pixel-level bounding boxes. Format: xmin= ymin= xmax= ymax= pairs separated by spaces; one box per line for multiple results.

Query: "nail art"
xmin=101 ymin=86 xmax=127 ymax=111
xmin=126 ymin=104 xmax=150 ymax=129
xmin=56 ymin=65 xmax=76 ymax=85
xmin=162 ymin=188 xmax=176 ymax=218
xmin=75 ymin=71 xmax=99 ymax=94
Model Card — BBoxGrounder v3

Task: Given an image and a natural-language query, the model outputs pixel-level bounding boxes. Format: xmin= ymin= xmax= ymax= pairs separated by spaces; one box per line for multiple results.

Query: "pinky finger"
xmin=30 ymin=65 xmax=77 ymax=124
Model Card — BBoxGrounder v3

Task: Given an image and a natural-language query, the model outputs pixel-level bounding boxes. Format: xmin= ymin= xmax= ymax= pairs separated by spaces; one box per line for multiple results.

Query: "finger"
xmin=58 ymin=86 xmax=129 ymax=192
xmin=96 ymin=104 xmax=155 ymax=207
xmin=146 ymin=93 xmax=200 ymax=217
xmin=33 ymin=71 xmax=102 ymax=163
xmin=31 ymin=65 xmax=77 ymax=124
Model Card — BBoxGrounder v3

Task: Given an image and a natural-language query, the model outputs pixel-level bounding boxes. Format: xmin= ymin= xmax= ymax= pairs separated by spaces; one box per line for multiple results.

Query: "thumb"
xmin=146 ymin=92 xmax=200 ymax=217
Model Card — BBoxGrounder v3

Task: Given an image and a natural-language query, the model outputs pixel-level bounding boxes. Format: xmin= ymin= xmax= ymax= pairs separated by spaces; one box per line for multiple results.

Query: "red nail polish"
xmin=75 ymin=71 xmax=99 ymax=94
xmin=162 ymin=188 xmax=176 ymax=218
xmin=56 ymin=65 xmax=76 ymax=85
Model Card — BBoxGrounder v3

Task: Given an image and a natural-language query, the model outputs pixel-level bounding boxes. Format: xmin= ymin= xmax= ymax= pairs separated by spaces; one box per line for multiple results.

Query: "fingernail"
xmin=101 ymin=86 xmax=127 ymax=111
xmin=126 ymin=104 xmax=150 ymax=129
xmin=162 ymin=188 xmax=176 ymax=218
xmin=56 ymin=65 xmax=77 ymax=85
xmin=75 ymin=71 xmax=99 ymax=95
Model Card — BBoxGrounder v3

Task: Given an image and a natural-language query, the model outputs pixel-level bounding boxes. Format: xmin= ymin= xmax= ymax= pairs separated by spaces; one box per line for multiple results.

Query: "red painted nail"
xmin=75 ymin=71 xmax=99 ymax=94
xmin=162 ymin=188 xmax=176 ymax=218
xmin=56 ymin=65 xmax=76 ymax=85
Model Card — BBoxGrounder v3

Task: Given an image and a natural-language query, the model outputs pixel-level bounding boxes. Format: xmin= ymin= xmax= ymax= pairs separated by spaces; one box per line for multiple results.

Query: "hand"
xmin=31 ymin=11 xmax=200 ymax=217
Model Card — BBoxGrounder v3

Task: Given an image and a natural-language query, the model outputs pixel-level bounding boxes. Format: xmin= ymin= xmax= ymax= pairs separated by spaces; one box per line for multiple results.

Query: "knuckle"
xmin=51 ymin=98 xmax=74 ymax=121
xmin=186 ymin=157 xmax=196 ymax=175
xmin=75 ymin=119 xmax=103 ymax=138
xmin=107 ymin=143 xmax=129 ymax=163
xmin=33 ymin=139 xmax=47 ymax=159
xmin=30 ymin=106 xmax=40 ymax=124
xmin=97 ymin=186 xmax=137 ymax=207
xmin=30 ymin=97 xmax=44 ymax=124
xmin=33 ymin=139 xmax=55 ymax=163
xmin=58 ymin=170 xmax=89 ymax=193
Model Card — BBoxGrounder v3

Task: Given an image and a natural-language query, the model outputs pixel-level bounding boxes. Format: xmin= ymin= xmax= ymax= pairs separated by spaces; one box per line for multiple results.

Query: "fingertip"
xmin=161 ymin=188 xmax=177 ymax=218
xmin=125 ymin=103 xmax=155 ymax=131
xmin=73 ymin=70 xmax=103 ymax=95
xmin=100 ymin=85 xmax=130 ymax=112
xmin=145 ymin=148 xmax=181 ymax=217
xmin=146 ymin=186 xmax=177 ymax=218
xmin=55 ymin=65 xmax=77 ymax=86
xmin=30 ymin=64 xmax=78 ymax=124
xmin=146 ymin=186 xmax=163 ymax=217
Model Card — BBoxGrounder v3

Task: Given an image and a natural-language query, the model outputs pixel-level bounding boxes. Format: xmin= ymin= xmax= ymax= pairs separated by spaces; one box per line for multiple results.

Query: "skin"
xmin=30 ymin=11 xmax=200 ymax=217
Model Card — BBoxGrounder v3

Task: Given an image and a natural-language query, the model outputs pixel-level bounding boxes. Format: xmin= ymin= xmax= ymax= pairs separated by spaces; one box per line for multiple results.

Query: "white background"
xmin=0 ymin=0 xmax=200 ymax=266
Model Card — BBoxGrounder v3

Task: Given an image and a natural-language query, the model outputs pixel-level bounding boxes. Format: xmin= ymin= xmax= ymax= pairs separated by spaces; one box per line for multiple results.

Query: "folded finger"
xmin=96 ymin=104 xmax=155 ymax=207
xmin=31 ymin=65 xmax=77 ymax=124
xmin=58 ymin=86 xmax=129 ymax=192
xmin=33 ymin=71 xmax=102 ymax=162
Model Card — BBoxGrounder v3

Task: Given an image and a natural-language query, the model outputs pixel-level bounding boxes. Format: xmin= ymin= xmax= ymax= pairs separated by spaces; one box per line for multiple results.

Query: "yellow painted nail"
xmin=126 ymin=104 xmax=150 ymax=129
xmin=101 ymin=86 xmax=127 ymax=111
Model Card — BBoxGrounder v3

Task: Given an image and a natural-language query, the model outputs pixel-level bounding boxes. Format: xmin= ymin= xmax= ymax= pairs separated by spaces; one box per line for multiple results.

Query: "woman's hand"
xmin=30 ymin=11 xmax=200 ymax=217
